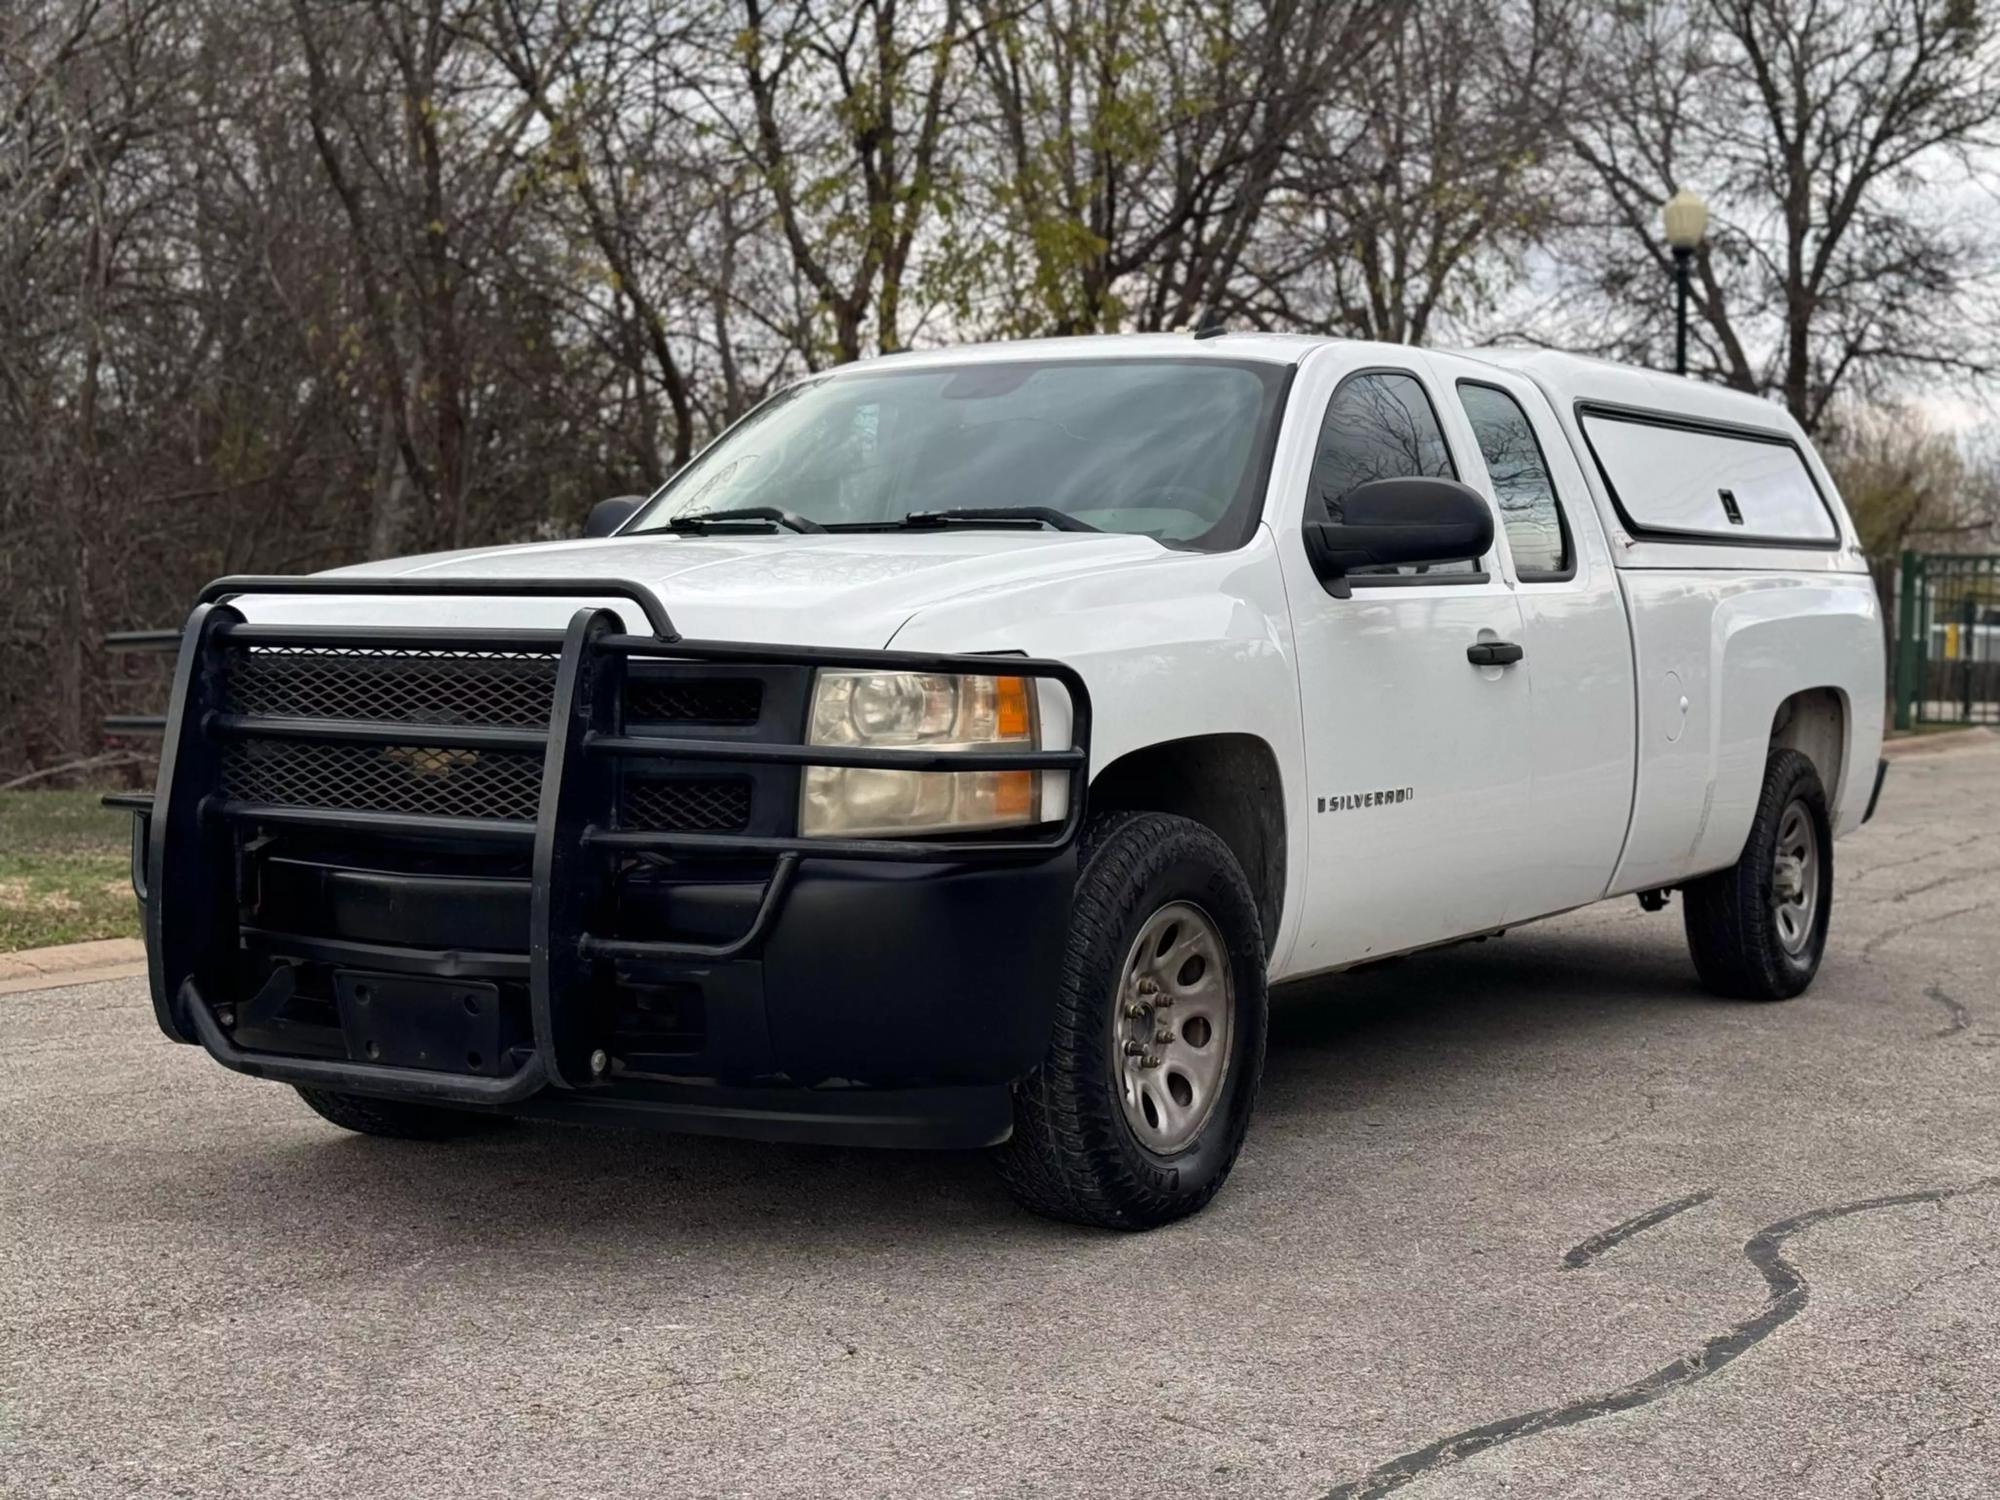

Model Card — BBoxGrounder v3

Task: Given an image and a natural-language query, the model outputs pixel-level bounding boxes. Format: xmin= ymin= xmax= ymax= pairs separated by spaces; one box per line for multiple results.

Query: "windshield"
xmin=626 ymin=357 xmax=1291 ymax=550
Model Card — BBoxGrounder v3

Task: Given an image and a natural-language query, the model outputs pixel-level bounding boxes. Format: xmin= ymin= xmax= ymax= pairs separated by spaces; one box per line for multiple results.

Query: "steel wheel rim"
xmin=1771 ymin=800 xmax=1819 ymax=956
xmin=1114 ymin=901 xmax=1234 ymax=1155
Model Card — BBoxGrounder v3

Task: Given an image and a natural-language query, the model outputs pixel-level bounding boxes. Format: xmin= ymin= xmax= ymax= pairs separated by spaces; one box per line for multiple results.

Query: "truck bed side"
xmin=1610 ymin=569 xmax=1885 ymax=894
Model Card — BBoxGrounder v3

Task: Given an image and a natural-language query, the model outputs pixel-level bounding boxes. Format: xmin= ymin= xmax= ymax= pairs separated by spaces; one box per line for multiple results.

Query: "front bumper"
xmin=119 ymin=574 xmax=1088 ymax=1149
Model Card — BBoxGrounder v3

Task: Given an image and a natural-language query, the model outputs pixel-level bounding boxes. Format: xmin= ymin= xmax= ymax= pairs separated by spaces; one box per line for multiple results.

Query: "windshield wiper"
xmin=890 ymin=507 xmax=1099 ymax=533
xmin=667 ymin=506 xmax=826 ymax=535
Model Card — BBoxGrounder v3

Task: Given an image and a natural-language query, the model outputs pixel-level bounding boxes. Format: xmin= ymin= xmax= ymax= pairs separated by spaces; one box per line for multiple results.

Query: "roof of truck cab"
xmin=839 ymin=332 xmax=1327 ymax=369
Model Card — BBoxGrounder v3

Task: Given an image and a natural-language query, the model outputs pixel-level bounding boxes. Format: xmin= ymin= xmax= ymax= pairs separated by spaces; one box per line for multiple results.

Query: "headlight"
xmin=801 ymin=670 xmax=1041 ymax=837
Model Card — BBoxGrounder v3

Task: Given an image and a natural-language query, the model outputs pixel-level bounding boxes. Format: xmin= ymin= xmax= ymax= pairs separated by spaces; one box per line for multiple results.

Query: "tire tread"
xmin=1682 ymin=748 xmax=1831 ymax=1001
xmin=996 ymin=811 xmax=1265 ymax=1229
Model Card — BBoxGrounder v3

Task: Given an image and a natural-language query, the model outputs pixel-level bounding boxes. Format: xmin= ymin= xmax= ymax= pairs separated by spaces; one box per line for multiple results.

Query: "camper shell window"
xmin=1577 ymin=405 xmax=1840 ymax=548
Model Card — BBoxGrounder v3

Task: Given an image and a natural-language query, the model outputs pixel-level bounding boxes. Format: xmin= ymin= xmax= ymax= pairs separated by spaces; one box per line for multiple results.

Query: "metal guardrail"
xmin=101 ymin=628 xmax=181 ymax=740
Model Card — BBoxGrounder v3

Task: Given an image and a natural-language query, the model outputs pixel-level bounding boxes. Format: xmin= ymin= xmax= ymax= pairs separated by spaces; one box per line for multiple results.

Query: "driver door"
xmin=1279 ymin=358 xmax=1533 ymax=973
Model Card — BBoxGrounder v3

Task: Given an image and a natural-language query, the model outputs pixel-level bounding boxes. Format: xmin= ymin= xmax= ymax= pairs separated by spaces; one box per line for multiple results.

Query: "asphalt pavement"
xmin=4 ymin=739 xmax=1998 ymax=1499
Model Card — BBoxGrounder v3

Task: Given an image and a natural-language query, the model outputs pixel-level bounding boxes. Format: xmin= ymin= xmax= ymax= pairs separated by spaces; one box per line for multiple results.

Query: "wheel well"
xmin=1771 ymin=688 xmax=1846 ymax=812
xmin=1089 ymin=735 xmax=1286 ymax=953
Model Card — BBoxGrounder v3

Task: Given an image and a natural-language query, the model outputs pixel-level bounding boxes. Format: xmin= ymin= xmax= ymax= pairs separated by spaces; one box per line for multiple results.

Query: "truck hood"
xmin=234 ymin=530 xmax=1171 ymax=647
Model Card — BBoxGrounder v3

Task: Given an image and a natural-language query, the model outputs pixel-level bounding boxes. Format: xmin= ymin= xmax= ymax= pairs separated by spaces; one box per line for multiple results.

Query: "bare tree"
xmin=716 ymin=0 xmax=969 ymax=363
xmin=292 ymin=0 xmax=545 ymax=552
xmin=482 ymin=0 xmax=710 ymax=473
xmin=2 ymin=0 xmax=194 ymax=760
xmin=1249 ymin=0 xmax=1579 ymax=345
xmin=1555 ymin=0 xmax=2000 ymax=429
xmin=967 ymin=0 xmax=1395 ymax=335
xmin=1824 ymin=402 xmax=2000 ymax=555
xmin=1 ymin=0 xmax=658 ymax=775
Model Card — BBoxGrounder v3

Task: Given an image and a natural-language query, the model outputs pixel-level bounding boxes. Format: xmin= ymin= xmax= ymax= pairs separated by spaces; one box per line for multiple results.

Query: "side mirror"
xmin=584 ymin=495 xmax=647 ymax=538
xmin=1304 ymin=476 xmax=1494 ymax=598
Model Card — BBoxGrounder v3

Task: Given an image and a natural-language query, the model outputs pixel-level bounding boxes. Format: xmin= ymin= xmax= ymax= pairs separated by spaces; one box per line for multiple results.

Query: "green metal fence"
xmin=1895 ymin=551 xmax=2000 ymax=730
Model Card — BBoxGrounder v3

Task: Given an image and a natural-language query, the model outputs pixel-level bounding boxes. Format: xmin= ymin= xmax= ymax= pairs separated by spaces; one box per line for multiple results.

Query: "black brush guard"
xmin=112 ymin=575 xmax=1090 ymax=1146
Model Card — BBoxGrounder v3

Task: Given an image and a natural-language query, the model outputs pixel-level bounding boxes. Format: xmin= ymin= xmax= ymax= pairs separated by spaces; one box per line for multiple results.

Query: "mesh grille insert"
xmin=218 ymin=647 xmax=770 ymax=832
xmin=225 ymin=646 xmax=558 ymax=729
xmin=625 ymin=677 xmax=762 ymax=725
xmin=221 ymin=740 xmax=545 ymax=822
xmin=620 ymin=778 xmax=753 ymax=833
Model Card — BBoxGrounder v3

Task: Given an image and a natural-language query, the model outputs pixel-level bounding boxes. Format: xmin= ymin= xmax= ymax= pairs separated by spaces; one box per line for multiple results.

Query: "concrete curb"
xmin=0 ymin=937 xmax=145 ymax=995
xmin=1883 ymin=726 xmax=1998 ymax=758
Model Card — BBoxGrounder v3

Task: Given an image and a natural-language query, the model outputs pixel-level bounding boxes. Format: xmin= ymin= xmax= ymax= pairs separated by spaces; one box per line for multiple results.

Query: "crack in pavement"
xmin=1925 ymin=983 xmax=1971 ymax=1038
xmin=1561 ymin=1188 xmax=1716 ymax=1270
xmin=1890 ymin=1252 xmax=1992 ymax=1310
xmin=1318 ymin=1177 xmax=2000 ymax=1500
xmin=1587 ymin=1090 xmax=1661 ymax=1149
xmin=1867 ymin=1413 xmax=1991 ymax=1499
xmin=1842 ymin=858 xmax=2000 ymax=912
xmin=1889 ymin=861 xmax=2000 ymax=903
xmin=1853 ymin=832 xmax=1989 ymax=878
xmin=1860 ymin=903 xmax=1987 ymax=961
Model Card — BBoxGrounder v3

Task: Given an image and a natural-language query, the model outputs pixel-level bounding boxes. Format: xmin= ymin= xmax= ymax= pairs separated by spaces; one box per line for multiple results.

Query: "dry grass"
xmin=0 ymin=790 xmax=140 ymax=952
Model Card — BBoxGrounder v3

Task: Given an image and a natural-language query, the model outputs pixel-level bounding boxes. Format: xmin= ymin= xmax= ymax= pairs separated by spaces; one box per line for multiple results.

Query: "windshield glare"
xmin=629 ymin=358 xmax=1288 ymax=550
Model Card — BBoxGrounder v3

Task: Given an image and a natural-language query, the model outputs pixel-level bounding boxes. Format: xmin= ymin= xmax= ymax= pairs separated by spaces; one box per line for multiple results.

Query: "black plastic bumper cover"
xmin=180 ymin=976 xmax=1014 ymax=1148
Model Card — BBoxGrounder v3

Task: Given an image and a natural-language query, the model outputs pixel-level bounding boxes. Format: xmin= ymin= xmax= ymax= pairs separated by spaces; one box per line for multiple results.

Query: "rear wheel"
xmin=294 ymin=1087 xmax=512 ymax=1140
xmin=1682 ymin=748 xmax=1832 ymax=1000
xmin=997 ymin=811 xmax=1267 ymax=1229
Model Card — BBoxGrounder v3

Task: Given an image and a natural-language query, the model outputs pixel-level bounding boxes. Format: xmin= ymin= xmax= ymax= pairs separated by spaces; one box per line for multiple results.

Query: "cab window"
xmin=1307 ymin=371 xmax=1473 ymax=577
xmin=1457 ymin=382 xmax=1571 ymax=579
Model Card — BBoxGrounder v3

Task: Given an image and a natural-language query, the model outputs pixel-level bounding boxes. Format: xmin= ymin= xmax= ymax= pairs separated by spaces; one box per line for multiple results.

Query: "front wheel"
xmin=996 ymin=811 xmax=1267 ymax=1229
xmin=1682 ymin=748 xmax=1833 ymax=1000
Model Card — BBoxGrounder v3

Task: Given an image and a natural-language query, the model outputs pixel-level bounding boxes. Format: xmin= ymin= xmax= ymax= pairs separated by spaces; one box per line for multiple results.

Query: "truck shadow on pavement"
xmin=1265 ymin=923 xmax=1710 ymax=1055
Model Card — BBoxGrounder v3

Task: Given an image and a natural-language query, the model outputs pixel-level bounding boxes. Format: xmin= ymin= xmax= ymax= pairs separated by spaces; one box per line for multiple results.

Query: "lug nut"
xmin=1123 ymin=1039 xmax=1146 ymax=1057
xmin=1151 ymin=993 xmax=1174 ymax=1008
xmin=1140 ymin=1053 xmax=1164 ymax=1069
xmin=589 ymin=1048 xmax=609 ymax=1077
xmin=1124 ymin=1002 xmax=1150 ymax=1019
xmin=1154 ymin=1028 xmax=1174 ymax=1045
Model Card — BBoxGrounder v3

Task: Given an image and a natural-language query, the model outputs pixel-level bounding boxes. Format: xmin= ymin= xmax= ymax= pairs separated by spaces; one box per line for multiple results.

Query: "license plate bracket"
xmin=333 ymin=972 xmax=504 ymax=1075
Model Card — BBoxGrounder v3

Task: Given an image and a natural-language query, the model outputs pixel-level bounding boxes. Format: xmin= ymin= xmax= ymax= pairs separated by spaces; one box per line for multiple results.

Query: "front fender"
xmin=885 ymin=528 xmax=1309 ymax=968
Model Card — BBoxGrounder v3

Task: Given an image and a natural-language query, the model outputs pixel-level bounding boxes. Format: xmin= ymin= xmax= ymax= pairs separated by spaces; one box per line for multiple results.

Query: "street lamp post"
xmin=1662 ymin=187 xmax=1708 ymax=377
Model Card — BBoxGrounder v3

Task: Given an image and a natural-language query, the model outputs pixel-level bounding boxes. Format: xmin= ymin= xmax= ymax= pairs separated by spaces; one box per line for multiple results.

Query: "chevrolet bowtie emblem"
xmin=382 ymin=744 xmax=480 ymax=778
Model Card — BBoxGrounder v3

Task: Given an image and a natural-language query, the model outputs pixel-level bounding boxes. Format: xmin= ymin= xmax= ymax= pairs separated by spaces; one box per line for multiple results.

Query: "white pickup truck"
xmin=122 ymin=335 xmax=1886 ymax=1228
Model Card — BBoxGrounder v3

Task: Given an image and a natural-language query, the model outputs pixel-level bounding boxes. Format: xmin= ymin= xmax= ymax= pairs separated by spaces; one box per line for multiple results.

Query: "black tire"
xmin=997 ymin=811 xmax=1267 ymax=1230
xmin=1682 ymin=748 xmax=1833 ymax=1001
xmin=294 ymin=1086 xmax=512 ymax=1140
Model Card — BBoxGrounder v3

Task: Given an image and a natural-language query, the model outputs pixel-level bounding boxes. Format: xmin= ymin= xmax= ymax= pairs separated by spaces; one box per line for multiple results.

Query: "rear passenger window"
xmin=1579 ymin=410 xmax=1837 ymax=544
xmin=1458 ymin=383 xmax=1570 ymax=578
xmin=1309 ymin=371 xmax=1473 ymax=577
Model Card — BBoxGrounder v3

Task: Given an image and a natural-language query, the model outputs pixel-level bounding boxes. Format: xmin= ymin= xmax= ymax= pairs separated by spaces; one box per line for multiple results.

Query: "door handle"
xmin=1467 ymin=640 xmax=1525 ymax=667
